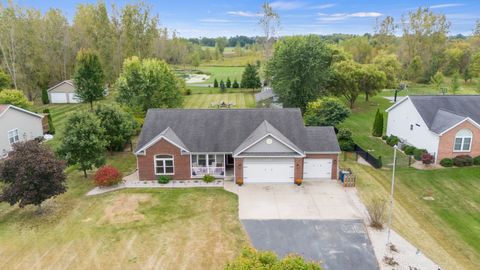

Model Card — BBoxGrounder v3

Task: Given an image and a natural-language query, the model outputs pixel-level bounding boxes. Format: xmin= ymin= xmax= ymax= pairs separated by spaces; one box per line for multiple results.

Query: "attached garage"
xmin=243 ymin=158 xmax=294 ymax=183
xmin=303 ymin=159 xmax=332 ymax=179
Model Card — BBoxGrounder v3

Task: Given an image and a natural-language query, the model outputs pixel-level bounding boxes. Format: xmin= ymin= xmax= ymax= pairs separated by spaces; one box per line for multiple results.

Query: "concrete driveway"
xmin=224 ymin=180 xmax=379 ymax=270
xmin=225 ymin=180 xmax=363 ymax=220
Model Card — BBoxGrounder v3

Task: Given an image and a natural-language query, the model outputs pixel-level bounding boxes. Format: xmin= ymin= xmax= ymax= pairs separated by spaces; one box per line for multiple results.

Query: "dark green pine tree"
xmin=241 ymin=63 xmax=261 ymax=91
xmin=372 ymin=109 xmax=384 ymax=137
xmin=232 ymin=79 xmax=239 ymax=88
xmin=226 ymin=77 xmax=231 ymax=88
xmin=213 ymin=78 xmax=219 ymax=88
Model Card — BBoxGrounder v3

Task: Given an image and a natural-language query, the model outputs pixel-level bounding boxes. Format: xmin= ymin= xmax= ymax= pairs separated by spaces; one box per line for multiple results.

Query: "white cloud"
xmin=430 ymin=3 xmax=464 ymax=9
xmin=270 ymin=1 xmax=305 ymax=10
xmin=199 ymin=19 xmax=230 ymax=23
xmin=318 ymin=12 xmax=382 ymax=21
xmin=310 ymin=4 xmax=335 ymax=10
xmin=227 ymin=11 xmax=261 ymax=17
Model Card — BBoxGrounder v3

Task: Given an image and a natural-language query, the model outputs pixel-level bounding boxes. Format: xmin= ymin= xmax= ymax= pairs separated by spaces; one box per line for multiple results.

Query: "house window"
xmin=154 ymin=154 xmax=174 ymax=175
xmin=453 ymin=129 xmax=473 ymax=152
xmin=8 ymin=129 xmax=20 ymax=144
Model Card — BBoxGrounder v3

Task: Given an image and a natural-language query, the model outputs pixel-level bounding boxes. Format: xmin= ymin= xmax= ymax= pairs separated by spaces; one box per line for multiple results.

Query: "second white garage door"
xmin=50 ymin=93 xmax=68 ymax=103
xmin=243 ymin=158 xmax=294 ymax=183
xmin=68 ymin=93 xmax=80 ymax=103
xmin=303 ymin=159 xmax=332 ymax=179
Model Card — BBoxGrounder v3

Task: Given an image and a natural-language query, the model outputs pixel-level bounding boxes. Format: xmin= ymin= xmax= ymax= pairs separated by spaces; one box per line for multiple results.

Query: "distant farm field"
xmin=195 ymin=66 xmax=245 ymax=84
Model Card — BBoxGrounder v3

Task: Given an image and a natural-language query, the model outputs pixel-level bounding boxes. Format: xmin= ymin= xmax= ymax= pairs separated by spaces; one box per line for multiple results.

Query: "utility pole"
xmin=386 ymin=145 xmax=398 ymax=246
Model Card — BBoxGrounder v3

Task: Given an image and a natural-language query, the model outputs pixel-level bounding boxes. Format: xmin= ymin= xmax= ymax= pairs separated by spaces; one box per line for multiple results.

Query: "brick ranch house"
xmin=386 ymin=95 xmax=480 ymax=163
xmin=135 ymin=109 xmax=341 ymax=183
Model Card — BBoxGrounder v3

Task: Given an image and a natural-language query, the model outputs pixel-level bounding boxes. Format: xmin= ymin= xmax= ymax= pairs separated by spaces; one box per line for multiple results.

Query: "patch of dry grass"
xmin=0 ymin=153 xmax=248 ymax=270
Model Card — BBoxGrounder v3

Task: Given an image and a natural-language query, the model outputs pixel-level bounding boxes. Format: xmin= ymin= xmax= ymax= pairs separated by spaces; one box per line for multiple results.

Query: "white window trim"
xmin=453 ymin=135 xmax=472 ymax=152
xmin=154 ymin=154 xmax=175 ymax=176
xmin=8 ymin=128 xmax=20 ymax=145
xmin=190 ymin=153 xmax=226 ymax=178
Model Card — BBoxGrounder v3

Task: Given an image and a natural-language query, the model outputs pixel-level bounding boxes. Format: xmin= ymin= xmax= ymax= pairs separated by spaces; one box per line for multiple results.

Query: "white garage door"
xmin=243 ymin=158 xmax=294 ymax=183
xmin=50 ymin=93 xmax=68 ymax=103
xmin=68 ymin=93 xmax=80 ymax=103
xmin=303 ymin=159 xmax=332 ymax=179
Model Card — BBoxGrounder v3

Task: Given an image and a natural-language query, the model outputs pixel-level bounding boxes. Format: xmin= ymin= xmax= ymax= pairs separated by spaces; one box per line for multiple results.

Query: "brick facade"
xmin=137 ymin=139 xmax=191 ymax=180
xmin=437 ymin=121 xmax=480 ymax=162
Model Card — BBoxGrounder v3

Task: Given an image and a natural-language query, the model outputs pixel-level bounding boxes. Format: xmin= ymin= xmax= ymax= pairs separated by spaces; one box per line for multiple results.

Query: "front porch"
xmin=190 ymin=153 xmax=234 ymax=179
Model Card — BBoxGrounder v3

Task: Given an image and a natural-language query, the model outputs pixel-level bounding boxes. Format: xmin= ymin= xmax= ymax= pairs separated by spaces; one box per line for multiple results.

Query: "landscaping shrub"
xmin=386 ymin=135 xmax=399 ymax=147
xmin=213 ymin=78 xmax=218 ymax=88
xmin=381 ymin=135 xmax=388 ymax=140
xmin=413 ymin=148 xmax=427 ymax=161
xmin=157 ymin=175 xmax=171 ymax=184
xmin=421 ymin=153 xmax=435 ymax=165
xmin=474 ymin=156 xmax=480 ymax=166
xmin=94 ymin=165 xmax=123 ymax=187
xmin=453 ymin=155 xmax=473 ymax=167
xmin=42 ymin=108 xmax=55 ymax=134
xmin=185 ymin=88 xmax=191 ymax=95
xmin=403 ymin=145 xmax=416 ymax=155
xmin=366 ymin=197 xmax=387 ymax=229
xmin=202 ymin=174 xmax=215 ymax=183
xmin=440 ymin=158 xmax=453 ymax=167
xmin=337 ymin=128 xmax=355 ymax=151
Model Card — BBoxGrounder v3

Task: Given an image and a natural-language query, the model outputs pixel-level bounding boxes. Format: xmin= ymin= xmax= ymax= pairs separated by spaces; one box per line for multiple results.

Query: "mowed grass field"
xmin=184 ymin=92 xmax=256 ymax=108
xmin=0 ymin=153 xmax=248 ymax=270
xmin=344 ymin=160 xmax=480 ymax=270
xmin=195 ymin=66 xmax=245 ymax=84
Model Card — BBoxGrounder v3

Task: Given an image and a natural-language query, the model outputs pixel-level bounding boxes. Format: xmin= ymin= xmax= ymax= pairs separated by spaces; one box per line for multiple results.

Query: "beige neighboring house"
xmin=0 ymin=104 xmax=44 ymax=158
xmin=47 ymin=80 xmax=80 ymax=104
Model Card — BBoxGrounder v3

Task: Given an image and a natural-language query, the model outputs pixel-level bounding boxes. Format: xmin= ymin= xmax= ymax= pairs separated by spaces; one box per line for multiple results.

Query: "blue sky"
xmin=11 ymin=0 xmax=480 ymax=37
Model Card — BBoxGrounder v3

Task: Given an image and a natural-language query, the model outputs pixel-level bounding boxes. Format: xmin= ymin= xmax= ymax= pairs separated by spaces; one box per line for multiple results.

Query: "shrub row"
xmin=440 ymin=155 xmax=480 ymax=167
xmin=400 ymin=144 xmax=428 ymax=161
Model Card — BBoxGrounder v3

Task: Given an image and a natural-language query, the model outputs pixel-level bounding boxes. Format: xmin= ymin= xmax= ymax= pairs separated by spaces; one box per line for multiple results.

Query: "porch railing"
xmin=191 ymin=166 xmax=225 ymax=177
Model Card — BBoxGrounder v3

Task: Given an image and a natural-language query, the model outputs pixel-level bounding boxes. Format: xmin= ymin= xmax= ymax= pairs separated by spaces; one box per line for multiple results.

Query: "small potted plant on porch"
xmin=294 ymin=178 xmax=303 ymax=186
xmin=236 ymin=178 xmax=244 ymax=186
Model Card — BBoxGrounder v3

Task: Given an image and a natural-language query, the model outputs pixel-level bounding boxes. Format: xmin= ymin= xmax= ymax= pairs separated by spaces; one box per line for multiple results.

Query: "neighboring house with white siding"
xmin=386 ymin=95 xmax=480 ymax=163
xmin=0 ymin=104 xmax=44 ymax=158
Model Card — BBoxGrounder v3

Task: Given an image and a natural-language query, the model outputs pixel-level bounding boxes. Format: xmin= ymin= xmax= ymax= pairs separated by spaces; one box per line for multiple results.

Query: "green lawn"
xmin=0 ymin=153 xmax=248 ymax=269
xmin=340 ymin=87 xmax=480 ymax=269
xmin=339 ymin=95 xmax=411 ymax=168
xmin=379 ymin=78 xmax=480 ymax=97
xmin=194 ymin=66 xmax=245 ymax=84
xmin=184 ymin=92 xmax=256 ymax=108
xmin=345 ymin=159 xmax=480 ymax=270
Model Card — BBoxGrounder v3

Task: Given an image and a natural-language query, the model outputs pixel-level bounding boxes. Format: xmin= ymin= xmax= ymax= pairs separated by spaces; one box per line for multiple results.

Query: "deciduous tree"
xmin=360 ymin=64 xmax=387 ymax=101
xmin=73 ymin=49 xmax=105 ymax=110
xmin=95 ymin=105 xmax=137 ymax=152
xmin=0 ymin=89 xmax=32 ymax=109
xmin=0 ymin=141 xmax=66 ymax=209
xmin=329 ymin=60 xmax=363 ymax=108
xmin=373 ymin=53 xmax=401 ymax=89
xmin=0 ymin=69 xmax=11 ymax=89
xmin=57 ymin=111 xmax=107 ymax=178
xmin=304 ymin=97 xmax=350 ymax=127
xmin=267 ymin=35 xmax=333 ymax=111
xmin=115 ymin=57 xmax=183 ymax=114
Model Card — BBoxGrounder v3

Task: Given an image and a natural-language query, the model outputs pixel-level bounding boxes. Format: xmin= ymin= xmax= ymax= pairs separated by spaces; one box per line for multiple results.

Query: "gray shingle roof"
xmin=255 ymin=87 xmax=275 ymax=102
xmin=136 ymin=109 xmax=340 ymax=153
xmin=409 ymin=95 xmax=480 ymax=133
xmin=233 ymin=120 xmax=303 ymax=155
xmin=159 ymin=127 xmax=189 ymax=151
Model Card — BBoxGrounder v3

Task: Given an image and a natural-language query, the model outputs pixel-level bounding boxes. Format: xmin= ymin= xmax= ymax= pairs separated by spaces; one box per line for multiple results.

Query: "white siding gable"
xmin=243 ymin=135 xmax=295 ymax=153
xmin=386 ymin=98 xmax=439 ymax=155
xmin=0 ymin=108 xmax=43 ymax=155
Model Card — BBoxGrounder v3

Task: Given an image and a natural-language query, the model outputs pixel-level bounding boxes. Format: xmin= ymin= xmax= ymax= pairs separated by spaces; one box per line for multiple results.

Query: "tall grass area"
xmin=344 ymin=159 xmax=480 ymax=270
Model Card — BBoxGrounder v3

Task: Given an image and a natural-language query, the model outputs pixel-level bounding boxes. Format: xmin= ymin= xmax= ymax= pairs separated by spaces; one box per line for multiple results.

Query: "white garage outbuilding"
xmin=47 ymin=80 xmax=80 ymax=104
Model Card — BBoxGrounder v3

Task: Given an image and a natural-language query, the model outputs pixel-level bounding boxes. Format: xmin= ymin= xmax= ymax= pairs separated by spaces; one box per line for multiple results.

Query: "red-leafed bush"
xmin=421 ymin=153 xmax=435 ymax=165
xmin=94 ymin=165 xmax=123 ymax=187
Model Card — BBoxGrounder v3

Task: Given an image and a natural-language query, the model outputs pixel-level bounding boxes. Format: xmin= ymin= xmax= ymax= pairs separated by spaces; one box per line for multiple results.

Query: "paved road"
xmin=242 ymin=219 xmax=379 ymax=270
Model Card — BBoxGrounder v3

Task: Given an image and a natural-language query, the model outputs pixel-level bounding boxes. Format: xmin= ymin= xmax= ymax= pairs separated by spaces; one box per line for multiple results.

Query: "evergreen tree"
xmin=226 ymin=77 xmax=231 ymax=88
xmin=74 ymin=49 xmax=105 ymax=110
xmin=42 ymin=108 xmax=55 ymax=134
xmin=213 ymin=78 xmax=219 ymax=88
xmin=232 ymin=79 xmax=239 ymax=88
xmin=41 ymin=88 xmax=49 ymax=104
xmin=219 ymin=80 xmax=226 ymax=93
xmin=451 ymin=72 xmax=461 ymax=95
xmin=241 ymin=63 xmax=261 ymax=91
xmin=372 ymin=109 xmax=384 ymax=137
